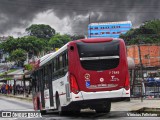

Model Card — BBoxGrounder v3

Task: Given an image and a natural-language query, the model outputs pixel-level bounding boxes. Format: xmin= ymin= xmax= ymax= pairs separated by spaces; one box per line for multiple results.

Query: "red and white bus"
xmin=31 ymin=38 xmax=130 ymax=115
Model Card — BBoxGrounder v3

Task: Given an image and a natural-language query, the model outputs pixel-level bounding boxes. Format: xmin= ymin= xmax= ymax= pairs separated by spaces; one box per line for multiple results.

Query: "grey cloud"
xmin=0 ymin=0 xmax=160 ymax=35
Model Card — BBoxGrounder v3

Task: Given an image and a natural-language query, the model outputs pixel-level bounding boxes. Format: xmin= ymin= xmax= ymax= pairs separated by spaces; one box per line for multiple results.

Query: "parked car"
xmin=145 ymin=77 xmax=156 ymax=87
xmin=145 ymin=77 xmax=160 ymax=87
xmin=155 ymin=77 xmax=160 ymax=87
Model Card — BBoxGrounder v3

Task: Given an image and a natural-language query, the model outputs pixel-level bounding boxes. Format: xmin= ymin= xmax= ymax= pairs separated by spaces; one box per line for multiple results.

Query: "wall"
xmin=127 ymin=45 xmax=160 ymax=67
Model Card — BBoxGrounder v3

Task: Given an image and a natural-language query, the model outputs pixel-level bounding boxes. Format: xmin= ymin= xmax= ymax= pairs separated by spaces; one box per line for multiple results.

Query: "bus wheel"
xmin=40 ymin=110 xmax=46 ymax=115
xmin=70 ymin=109 xmax=80 ymax=115
xmin=95 ymin=101 xmax=111 ymax=113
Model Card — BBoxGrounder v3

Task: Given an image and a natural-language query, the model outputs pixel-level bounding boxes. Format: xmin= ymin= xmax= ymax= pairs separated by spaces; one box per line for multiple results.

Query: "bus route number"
xmin=109 ymin=71 xmax=119 ymax=75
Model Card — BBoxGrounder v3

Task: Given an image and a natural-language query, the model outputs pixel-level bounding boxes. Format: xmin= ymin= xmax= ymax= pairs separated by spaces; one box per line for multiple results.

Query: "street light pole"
xmin=137 ymin=42 xmax=145 ymax=102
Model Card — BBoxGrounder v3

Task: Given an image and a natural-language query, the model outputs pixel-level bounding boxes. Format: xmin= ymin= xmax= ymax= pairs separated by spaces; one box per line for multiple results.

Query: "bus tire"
xmin=40 ymin=110 xmax=46 ymax=115
xmin=70 ymin=109 xmax=80 ymax=115
xmin=95 ymin=101 xmax=111 ymax=113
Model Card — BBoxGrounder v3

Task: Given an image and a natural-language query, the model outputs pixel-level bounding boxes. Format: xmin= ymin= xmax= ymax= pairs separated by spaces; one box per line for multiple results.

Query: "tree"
xmin=0 ymin=36 xmax=17 ymax=53
xmin=120 ymin=19 xmax=160 ymax=45
xmin=49 ymin=33 xmax=71 ymax=49
xmin=0 ymin=36 xmax=48 ymax=57
xmin=9 ymin=49 xmax=27 ymax=67
xmin=142 ymin=19 xmax=160 ymax=34
xmin=17 ymin=36 xmax=47 ymax=56
xmin=67 ymin=34 xmax=85 ymax=40
xmin=26 ymin=24 xmax=55 ymax=40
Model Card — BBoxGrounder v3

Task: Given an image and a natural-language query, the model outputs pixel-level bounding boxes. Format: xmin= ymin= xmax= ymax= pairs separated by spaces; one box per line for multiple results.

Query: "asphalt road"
xmin=0 ymin=95 xmax=159 ymax=120
xmin=0 ymin=95 xmax=33 ymax=111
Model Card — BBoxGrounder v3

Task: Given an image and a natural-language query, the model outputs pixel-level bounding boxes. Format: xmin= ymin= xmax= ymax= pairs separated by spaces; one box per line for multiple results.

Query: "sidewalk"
xmin=111 ymin=99 xmax=160 ymax=111
xmin=0 ymin=93 xmax=32 ymax=101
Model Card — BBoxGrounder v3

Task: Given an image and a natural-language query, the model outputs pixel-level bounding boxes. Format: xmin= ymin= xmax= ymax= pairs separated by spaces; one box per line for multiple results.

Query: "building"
xmin=88 ymin=21 xmax=132 ymax=38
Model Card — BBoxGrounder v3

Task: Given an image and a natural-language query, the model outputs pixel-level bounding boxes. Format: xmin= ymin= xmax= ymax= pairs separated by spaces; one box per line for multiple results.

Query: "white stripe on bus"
xmin=80 ymin=56 xmax=119 ymax=61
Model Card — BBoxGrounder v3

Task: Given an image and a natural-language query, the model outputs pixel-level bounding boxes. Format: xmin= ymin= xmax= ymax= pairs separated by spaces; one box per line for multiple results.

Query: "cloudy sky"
xmin=0 ymin=0 xmax=160 ymax=37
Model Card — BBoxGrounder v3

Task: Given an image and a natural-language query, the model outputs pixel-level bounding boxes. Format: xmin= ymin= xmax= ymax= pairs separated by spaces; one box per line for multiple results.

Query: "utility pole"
xmin=137 ymin=42 xmax=145 ymax=102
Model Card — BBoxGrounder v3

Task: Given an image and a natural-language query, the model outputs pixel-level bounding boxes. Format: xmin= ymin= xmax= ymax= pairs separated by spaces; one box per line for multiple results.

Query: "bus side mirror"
xmin=127 ymin=57 xmax=135 ymax=69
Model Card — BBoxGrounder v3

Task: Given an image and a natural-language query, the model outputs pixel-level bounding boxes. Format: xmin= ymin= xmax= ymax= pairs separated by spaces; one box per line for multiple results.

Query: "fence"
xmin=130 ymin=66 xmax=160 ymax=98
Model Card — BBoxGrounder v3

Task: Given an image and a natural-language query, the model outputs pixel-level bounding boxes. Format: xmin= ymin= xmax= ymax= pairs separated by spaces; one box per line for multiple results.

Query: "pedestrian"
xmin=13 ymin=84 xmax=16 ymax=95
xmin=16 ymin=84 xmax=20 ymax=94
xmin=0 ymin=85 xmax=1 ymax=93
xmin=9 ymin=84 xmax=12 ymax=94
xmin=1 ymin=84 xmax=5 ymax=94
xmin=5 ymin=84 xmax=9 ymax=94
xmin=20 ymin=86 xmax=23 ymax=94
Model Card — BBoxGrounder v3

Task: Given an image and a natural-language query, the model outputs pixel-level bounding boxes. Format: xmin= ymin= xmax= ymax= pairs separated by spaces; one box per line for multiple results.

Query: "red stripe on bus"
xmin=45 ymin=93 xmax=66 ymax=100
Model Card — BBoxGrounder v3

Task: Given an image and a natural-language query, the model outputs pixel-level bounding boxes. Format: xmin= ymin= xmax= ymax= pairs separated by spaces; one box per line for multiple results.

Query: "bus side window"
xmin=66 ymin=52 xmax=68 ymax=66
xmin=42 ymin=67 xmax=45 ymax=90
xmin=59 ymin=55 xmax=63 ymax=76
xmin=63 ymin=52 xmax=68 ymax=67
xmin=63 ymin=52 xmax=68 ymax=73
xmin=60 ymin=55 xmax=63 ymax=69
xmin=35 ymin=72 xmax=38 ymax=91
xmin=56 ymin=57 xmax=60 ymax=70
xmin=52 ymin=51 xmax=68 ymax=81
xmin=53 ymin=59 xmax=56 ymax=79
xmin=44 ymin=65 xmax=49 ymax=89
xmin=52 ymin=60 xmax=54 ymax=73
xmin=54 ymin=59 xmax=56 ymax=72
xmin=32 ymin=72 xmax=37 ymax=92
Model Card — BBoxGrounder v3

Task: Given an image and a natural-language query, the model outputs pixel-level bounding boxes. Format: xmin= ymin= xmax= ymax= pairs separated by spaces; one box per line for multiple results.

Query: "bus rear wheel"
xmin=95 ymin=101 xmax=111 ymax=113
xmin=40 ymin=110 xmax=46 ymax=115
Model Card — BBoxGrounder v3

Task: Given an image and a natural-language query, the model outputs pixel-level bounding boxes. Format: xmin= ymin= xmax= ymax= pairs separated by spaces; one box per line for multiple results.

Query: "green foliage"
xmin=0 ymin=23 xmax=87 ymax=69
xmin=120 ymin=19 xmax=160 ymax=45
xmin=5 ymin=77 xmax=12 ymax=80
xmin=0 ymin=36 xmax=17 ymax=53
xmin=49 ymin=33 xmax=72 ymax=48
xmin=26 ymin=24 xmax=55 ymax=40
xmin=67 ymin=34 xmax=85 ymax=40
xmin=17 ymin=36 xmax=47 ymax=56
xmin=0 ymin=36 xmax=47 ymax=56
xmin=142 ymin=19 xmax=160 ymax=34
xmin=9 ymin=49 xmax=27 ymax=66
xmin=24 ymin=64 xmax=33 ymax=71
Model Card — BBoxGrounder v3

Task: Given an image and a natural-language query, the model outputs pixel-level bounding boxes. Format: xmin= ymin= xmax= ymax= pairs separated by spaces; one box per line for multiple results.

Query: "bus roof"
xmin=39 ymin=43 xmax=68 ymax=67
